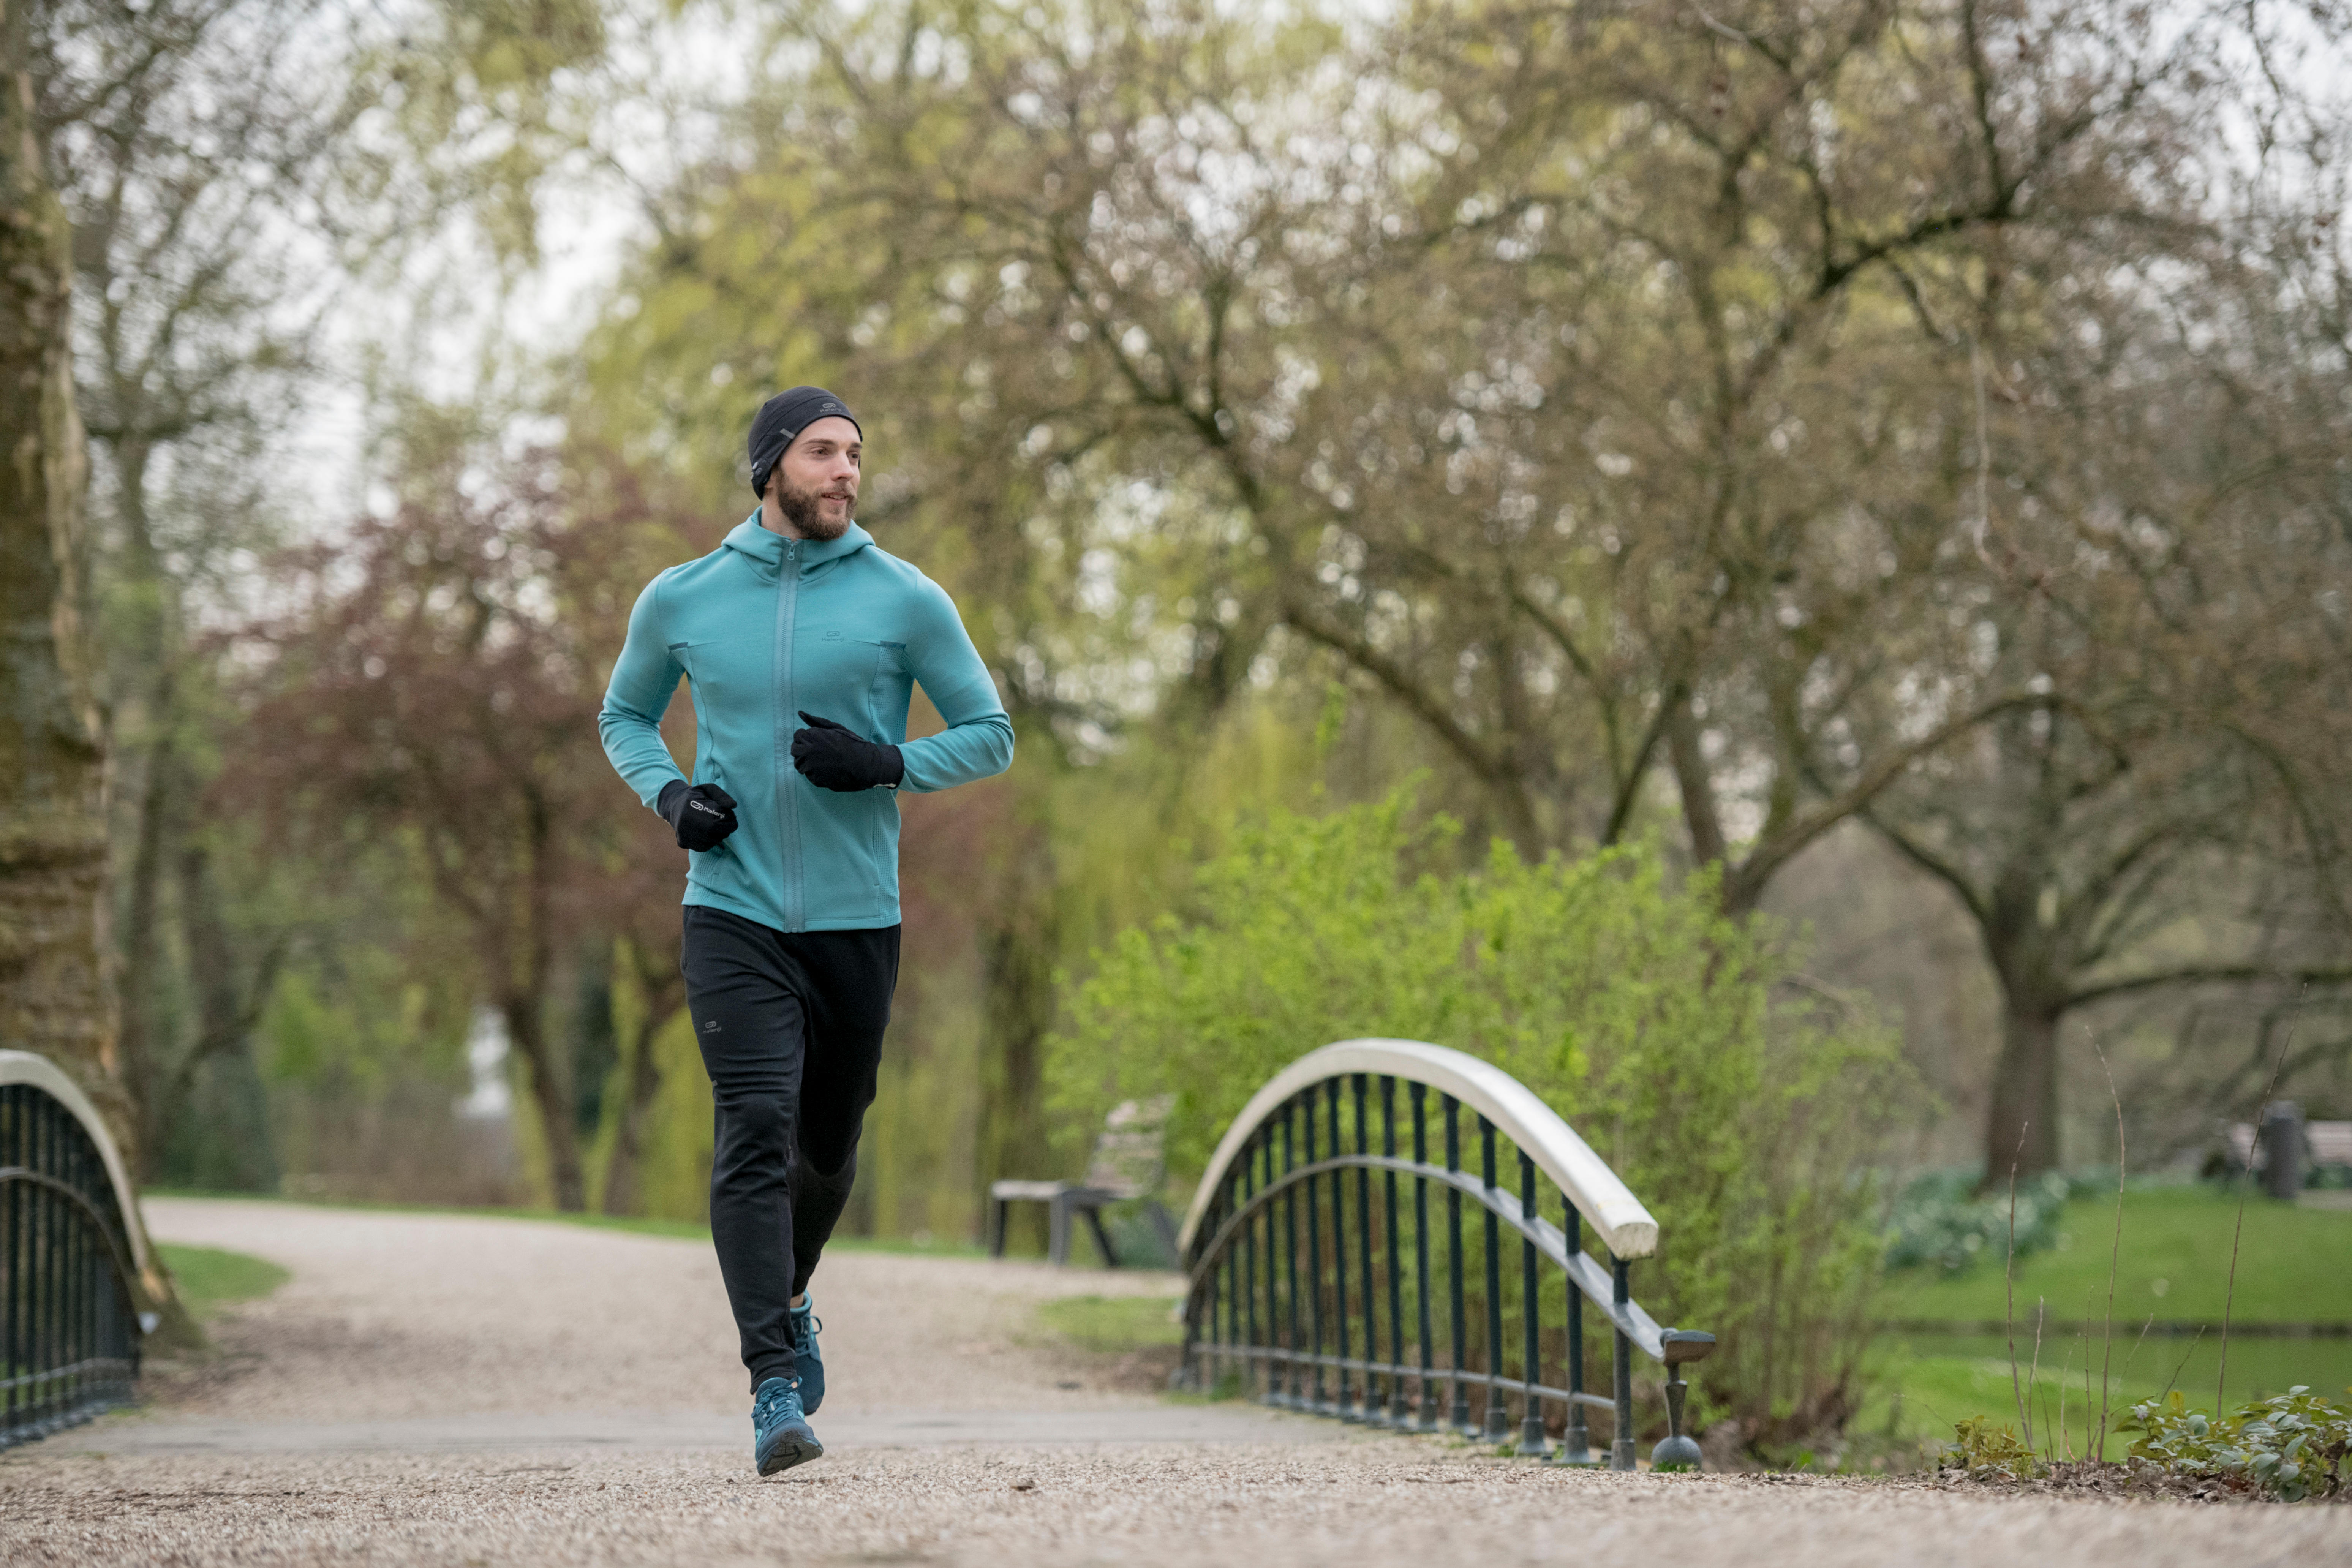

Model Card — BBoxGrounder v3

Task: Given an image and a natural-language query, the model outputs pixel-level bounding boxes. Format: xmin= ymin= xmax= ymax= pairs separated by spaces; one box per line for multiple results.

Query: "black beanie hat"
xmin=748 ymin=386 xmax=861 ymax=499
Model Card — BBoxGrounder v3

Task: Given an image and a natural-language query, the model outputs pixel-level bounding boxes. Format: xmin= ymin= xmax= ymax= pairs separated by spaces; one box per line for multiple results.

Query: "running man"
xmin=597 ymin=387 xmax=1014 ymax=1474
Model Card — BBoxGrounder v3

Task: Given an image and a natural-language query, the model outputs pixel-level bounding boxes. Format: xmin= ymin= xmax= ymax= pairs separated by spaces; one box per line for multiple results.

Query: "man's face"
xmin=763 ymin=416 xmax=861 ymax=541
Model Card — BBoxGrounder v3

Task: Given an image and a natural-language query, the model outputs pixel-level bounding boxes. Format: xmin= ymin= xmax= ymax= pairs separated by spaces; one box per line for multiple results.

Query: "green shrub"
xmin=1945 ymin=1414 xmax=2045 ymax=1478
xmin=2118 ymin=1387 xmax=2352 ymax=1501
xmin=1885 ymin=1168 xmax=2075 ymax=1275
xmin=1048 ymin=790 xmax=1916 ymax=1437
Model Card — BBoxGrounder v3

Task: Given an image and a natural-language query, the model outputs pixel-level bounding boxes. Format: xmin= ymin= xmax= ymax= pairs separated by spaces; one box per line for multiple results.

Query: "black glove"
xmin=657 ymin=779 xmax=739 ymax=851
xmin=790 ymin=711 xmax=904 ymax=792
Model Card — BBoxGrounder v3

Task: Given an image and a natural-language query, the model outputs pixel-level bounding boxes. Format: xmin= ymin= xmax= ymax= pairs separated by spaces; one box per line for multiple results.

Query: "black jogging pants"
xmin=681 ymin=904 xmax=899 ymax=1392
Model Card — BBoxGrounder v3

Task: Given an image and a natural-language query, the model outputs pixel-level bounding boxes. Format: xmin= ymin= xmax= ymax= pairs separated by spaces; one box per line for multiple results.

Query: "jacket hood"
xmin=721 ymin=514 xmax=874 ymax=574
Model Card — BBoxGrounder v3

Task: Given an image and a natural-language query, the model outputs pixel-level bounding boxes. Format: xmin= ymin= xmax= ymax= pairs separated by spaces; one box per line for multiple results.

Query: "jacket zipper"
xmin=775 ymin=538 xmax=803 ymax=930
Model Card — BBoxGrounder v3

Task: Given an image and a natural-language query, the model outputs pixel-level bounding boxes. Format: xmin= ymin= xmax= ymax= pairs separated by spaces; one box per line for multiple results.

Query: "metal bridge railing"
xmin=1174 ymin=1039 xmax=1715 ymax=1470
xmin=0 ymin=1051 xmax=155 ymax=1450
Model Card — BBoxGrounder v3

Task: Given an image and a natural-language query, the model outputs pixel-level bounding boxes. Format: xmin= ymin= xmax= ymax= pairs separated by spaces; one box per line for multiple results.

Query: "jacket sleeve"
xmin=598 ymin=575 xmax=689 ymax=808
xmin=898 ymin=577 xmax=1014 ymax=793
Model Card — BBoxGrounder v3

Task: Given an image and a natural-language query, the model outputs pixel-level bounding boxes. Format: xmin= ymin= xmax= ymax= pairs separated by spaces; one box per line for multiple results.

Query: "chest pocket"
xmin=800 ymin=629 xmax=885 ymax=710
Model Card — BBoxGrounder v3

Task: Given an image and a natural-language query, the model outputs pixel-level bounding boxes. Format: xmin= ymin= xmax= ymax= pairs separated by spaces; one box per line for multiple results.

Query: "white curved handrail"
xmin=0 ymin=1050 xmax=163 ymax=1309
xmin=1175 ymin=1038 xmax=1660 ymax=1261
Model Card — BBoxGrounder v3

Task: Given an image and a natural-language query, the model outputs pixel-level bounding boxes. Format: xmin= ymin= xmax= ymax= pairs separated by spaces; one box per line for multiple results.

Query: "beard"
xmin=770 ymin=472 xmax=852 ymax=541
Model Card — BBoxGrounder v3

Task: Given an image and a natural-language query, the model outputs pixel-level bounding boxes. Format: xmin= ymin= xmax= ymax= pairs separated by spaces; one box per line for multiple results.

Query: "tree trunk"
xmin=975 ymin=819 xmax=1058 ymax=1247
xmin=0 ymin=11 xmax=121 ymax=1132
xmin=600 ymin=1012 xmax=665 ymax=1216
xmin=115 ymin=716 xmax=174 ymax=1166
xmin=504 ymin=994 xmax=586 ymax=1211
xmin=107 ymin=435 xmax=177 ymax=1168
xmin=601 ymin=941 xmax=679 ymax=1217
xmin=1983 ymin=990 xmax=2064 ymax=1182
xmin=1667 ymin=695 xmax=1731 ymax=872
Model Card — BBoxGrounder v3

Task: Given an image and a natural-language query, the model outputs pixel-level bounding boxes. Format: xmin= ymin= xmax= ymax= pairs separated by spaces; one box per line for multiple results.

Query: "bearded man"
xmin=598 ymin=386 xmax=1013 ymax=1475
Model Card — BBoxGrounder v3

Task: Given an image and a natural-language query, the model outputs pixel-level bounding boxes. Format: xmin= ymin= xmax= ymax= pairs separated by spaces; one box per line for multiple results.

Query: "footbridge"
xmin=1172 ymin=1038 xmax=1713 ymax=1469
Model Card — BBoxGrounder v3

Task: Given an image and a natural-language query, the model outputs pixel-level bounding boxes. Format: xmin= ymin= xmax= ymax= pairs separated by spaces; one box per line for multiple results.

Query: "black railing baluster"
xmin=1381 ymin=1076 xmax=1407 ymax=1427
xmin=1352 ymin=1075 xmax=1376 ymax=1427
xmin=1442 ymin=1095 xmax=1470 ymax=1435
xmin=5 ymin=1087 xmax=16 ymax=1442
xmin=67 ymin=1125 xmax=81 ymax=1415
xmin=1223 ymin=1192 xmax=1238 ymax=1388
xmin=1262 ymin=1128 xmax=1279 ymax=1402
xmin=51 ymin=1097 xmax=63 ymax=1430
xmin=1281 ymin=1098 xmax=1302 ymax=1408
xmin=1303 ymin=1089 xmax=1327 ymax=1413
xmin=1186 ymin=1192 xmax=1206 ymax=1389
xmin=79 ymin=1125 xmax=92 ymax=1410
xmin=1611 ymin=1255 xmax=1636 ymax=1471
xmin=1556 ymin=1197 xmax=1594 ymax=1465
xmin=1231 ymin=1190 xmax=1244 ymax=1392
xmin=1250 ymin=1130 xmax=1266 ymax=1400
xmin=1518 ymin=1151 xmax=1549 ymax=1457
xmin=6 ymin=1087 xmax=18 ymax=1441
xmin=1323 ymin=1079 xmax=1349 ymax=1419
xmin=1270 ymin=1131 xmax=1283 ymax=1399
xmin=1268 ymin=1124 xmax=1285 ymax=1404
xmin=41 ymin=1098 xmax=56 ymax=1430
xmin=1241 ymin=1133 xmax=1259 ymax=1397
xmin=13 ymin=1086 xmax=25 ymax=1441
xmin=1410 ymin=1081 xmax=1436 ymax=1430
xmin=24 ymin=1093 xmax=38 ymax=1435
xmin=1182 ymin=1190 xmax=1206 ymax=1388
xmin=51 ymin=1099 xmax=64 ymax=1430
xmin=1479 ymin=1118 xmax=1508 ymax=1442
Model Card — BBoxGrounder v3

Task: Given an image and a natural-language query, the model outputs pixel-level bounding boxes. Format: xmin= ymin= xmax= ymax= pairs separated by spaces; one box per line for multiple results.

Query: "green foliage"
xmin=2118 ymin=1388 xmax=2352 ymax=1502
xmin=1048 ymin=789 xmax=1916 ymax=1432
xmin=1885 ymin=1169 xmax=2076 ymax=1275
xmin=156 ymin=1242 xmax=290 ymax=1319
xmin=1944 ymin=1415 xmax=2045 ymax=1479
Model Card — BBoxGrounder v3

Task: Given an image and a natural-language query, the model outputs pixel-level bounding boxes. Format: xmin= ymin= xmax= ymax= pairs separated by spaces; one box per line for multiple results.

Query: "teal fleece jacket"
xmin=599 ymin=515 xmax=1013 ymax=932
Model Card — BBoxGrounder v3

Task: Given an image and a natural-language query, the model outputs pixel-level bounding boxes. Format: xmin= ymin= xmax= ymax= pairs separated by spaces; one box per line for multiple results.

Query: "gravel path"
xmin=3 ymin=1198 xmax=2345 ymax=1567
xmin=115 ymin=1196 xmax=1187 ymax=1421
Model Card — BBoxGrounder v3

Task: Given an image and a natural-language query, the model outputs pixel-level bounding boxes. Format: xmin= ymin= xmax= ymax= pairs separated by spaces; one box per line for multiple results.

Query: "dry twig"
xmin=2005 ymin=1124 xmax=2031 ymax=1446
xmin=2094 ymin=1035 xmax=2126 ymax=1462
xmin=2220 ymin=988 xmax=2303 ymax=1413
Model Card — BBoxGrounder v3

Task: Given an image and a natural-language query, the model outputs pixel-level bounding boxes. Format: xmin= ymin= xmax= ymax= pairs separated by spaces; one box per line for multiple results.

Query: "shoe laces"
xmin=754 ymin=1378 xmax=803 ymax=1426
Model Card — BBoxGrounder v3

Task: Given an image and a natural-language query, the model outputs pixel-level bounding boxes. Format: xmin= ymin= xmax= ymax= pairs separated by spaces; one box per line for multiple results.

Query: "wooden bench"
xmin=988 ymin=1096 xmax=1178 ymax=1267
xmin=2226 ymin=1117 xmax=2352 ymax=1176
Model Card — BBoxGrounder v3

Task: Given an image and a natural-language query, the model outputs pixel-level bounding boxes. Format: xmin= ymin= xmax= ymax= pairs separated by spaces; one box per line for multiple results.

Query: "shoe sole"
xmin=757 ymin=1432 xmax=823 ymax=1477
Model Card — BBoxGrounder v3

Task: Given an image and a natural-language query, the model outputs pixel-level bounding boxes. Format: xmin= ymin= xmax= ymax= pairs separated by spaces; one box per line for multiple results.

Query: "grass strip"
xmin=157 ymin=1242 xmax=289 ymax=1319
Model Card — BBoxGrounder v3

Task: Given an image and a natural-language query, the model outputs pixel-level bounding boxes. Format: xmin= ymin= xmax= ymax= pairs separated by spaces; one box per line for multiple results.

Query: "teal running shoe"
xmin=788 ymin=1295 xmax=825 ymax=1414
xmin=752 ymin=1376 xmax=822 ymax=1476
